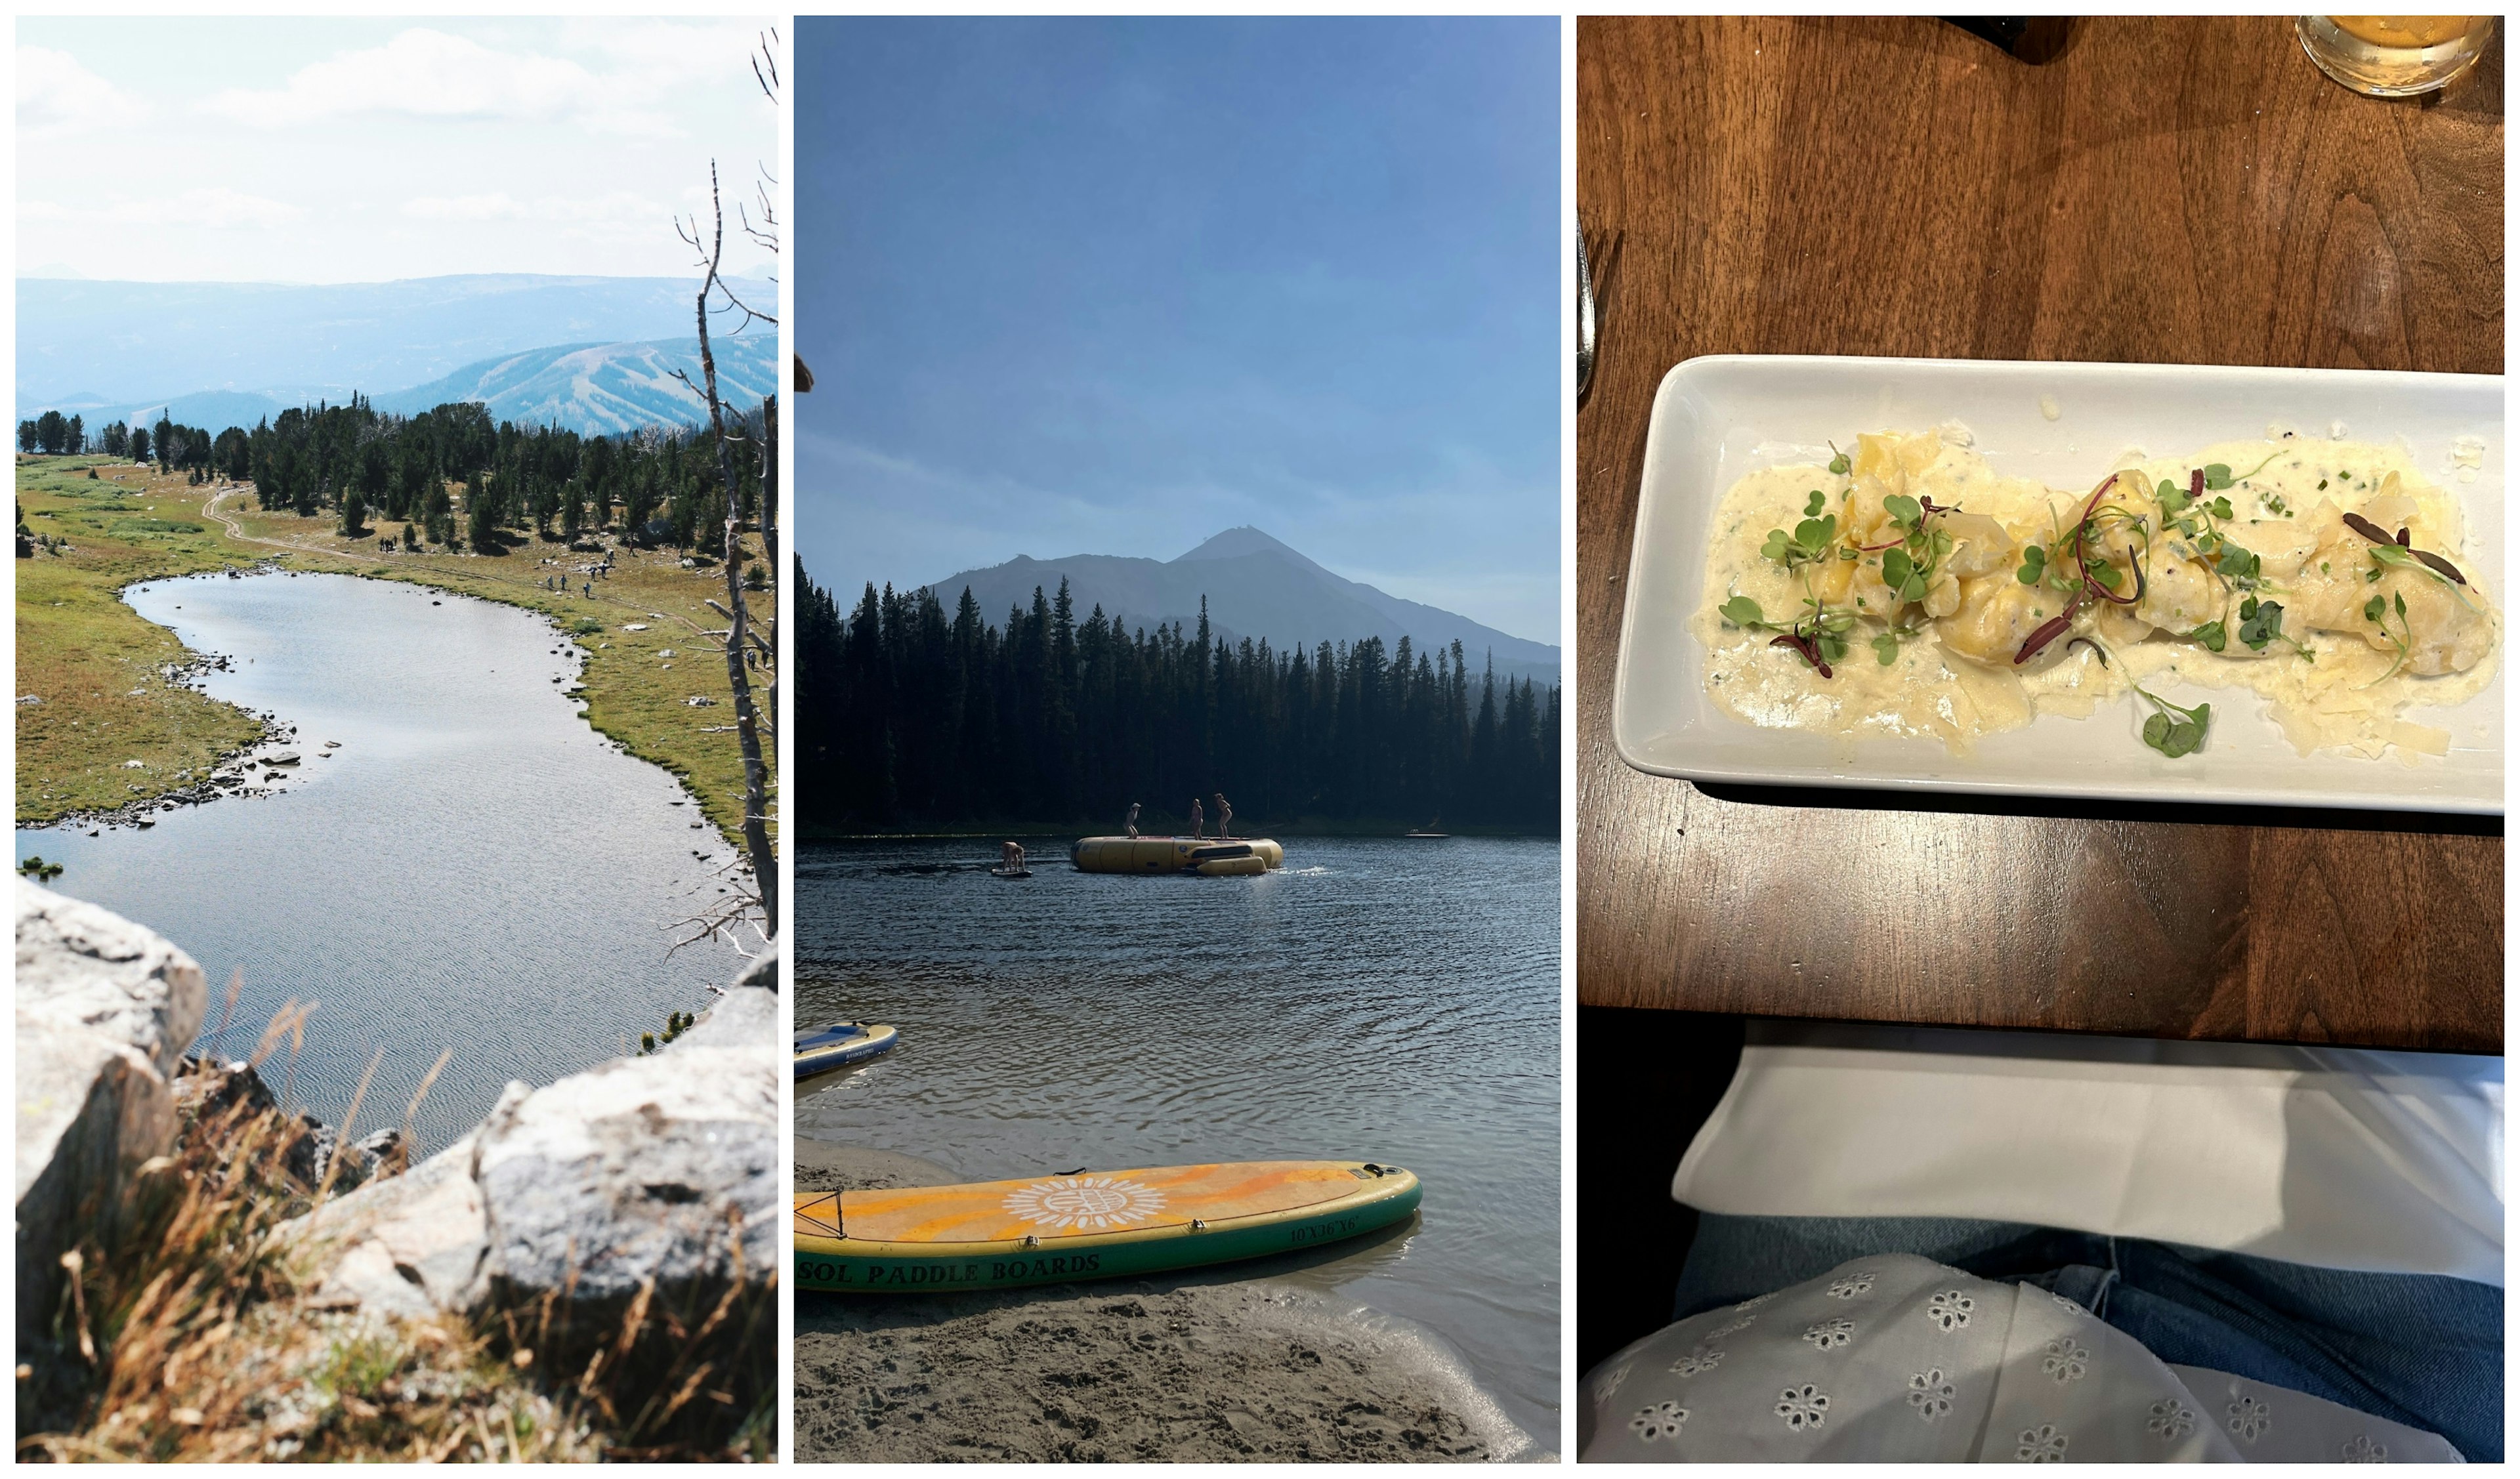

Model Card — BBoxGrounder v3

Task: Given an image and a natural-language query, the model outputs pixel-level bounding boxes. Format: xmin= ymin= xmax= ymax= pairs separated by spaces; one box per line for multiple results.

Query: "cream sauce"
xmin=1694 ymin=430 xmax=2499 ymax=762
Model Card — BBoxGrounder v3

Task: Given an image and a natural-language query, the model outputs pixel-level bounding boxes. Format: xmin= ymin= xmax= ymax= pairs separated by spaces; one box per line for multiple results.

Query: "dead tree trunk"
xmin=685 ymin=163 xmax=778 ymax=941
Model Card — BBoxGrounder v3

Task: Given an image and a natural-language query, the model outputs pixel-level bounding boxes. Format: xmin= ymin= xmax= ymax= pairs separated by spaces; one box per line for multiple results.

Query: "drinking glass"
xmin=2296 ymin=16 xmax=2496 ymax=97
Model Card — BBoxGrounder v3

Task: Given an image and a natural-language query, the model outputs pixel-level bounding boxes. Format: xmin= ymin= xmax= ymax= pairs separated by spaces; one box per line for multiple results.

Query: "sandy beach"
xmin=791 ymin=1137 xmax=1540 ymax=1463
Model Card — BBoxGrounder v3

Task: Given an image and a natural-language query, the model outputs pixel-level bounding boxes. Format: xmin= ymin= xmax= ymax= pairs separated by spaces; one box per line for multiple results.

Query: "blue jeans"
xmin=1673 ymin=1213 xmax=2502 ymax=1463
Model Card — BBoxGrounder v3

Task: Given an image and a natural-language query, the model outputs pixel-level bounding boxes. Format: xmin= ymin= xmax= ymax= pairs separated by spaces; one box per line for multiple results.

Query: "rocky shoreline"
xmin=31 ymin=720 xmax=316 ymax=837
xmin=18 ymin=563 xmax=299 ymax=835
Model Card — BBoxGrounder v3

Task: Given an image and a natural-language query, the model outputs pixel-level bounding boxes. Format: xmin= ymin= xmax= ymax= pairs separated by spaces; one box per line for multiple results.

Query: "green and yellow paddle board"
xmin=794 ymin=1159 xmax=1420 ymax=1292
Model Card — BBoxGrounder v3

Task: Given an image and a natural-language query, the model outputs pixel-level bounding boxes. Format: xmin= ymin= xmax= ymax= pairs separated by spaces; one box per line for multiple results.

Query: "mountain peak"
xmin=923 ymin=529 xmax=1558 ymax=684
xmin=1175 ymin=526 xmax=1305 ymax=564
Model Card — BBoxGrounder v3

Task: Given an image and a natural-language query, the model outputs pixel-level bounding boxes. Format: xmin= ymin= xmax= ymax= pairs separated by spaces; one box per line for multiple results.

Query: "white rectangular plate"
xmin=1612 ymin=356 xmax=2505 ymax=814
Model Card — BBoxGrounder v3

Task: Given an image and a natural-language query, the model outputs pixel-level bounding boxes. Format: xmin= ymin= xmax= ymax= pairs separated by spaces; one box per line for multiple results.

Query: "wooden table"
xmin=1576 ymin=16 xmax=2504 ymax=1052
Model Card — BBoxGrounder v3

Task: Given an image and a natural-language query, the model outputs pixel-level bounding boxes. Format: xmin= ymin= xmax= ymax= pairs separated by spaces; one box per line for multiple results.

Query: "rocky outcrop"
xmin=14 ymin=881 xmax=208 ymax=1402
xmin=294 ymin=951 xmax=779 ymax=1354
xmin=18 ymin=879 xmax=778 ymax=1394
xmin=169 ymin=1057 xmax=403 ymax=1195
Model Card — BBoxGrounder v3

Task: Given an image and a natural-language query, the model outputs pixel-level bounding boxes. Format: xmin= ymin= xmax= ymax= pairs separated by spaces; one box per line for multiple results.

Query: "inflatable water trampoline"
xmin=1069 ymin=836 xmax=1284 ymax=875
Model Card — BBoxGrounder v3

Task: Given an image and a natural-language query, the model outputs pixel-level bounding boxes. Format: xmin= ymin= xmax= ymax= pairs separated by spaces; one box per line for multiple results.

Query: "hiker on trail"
xmin=1124 ymin=802 xmax=1141 ymax=839
xmin=583 ymin=582 xmax=592 ymax=597
xmin=1215 ymin=793 xmax=1233 ymax=839
xmin=1189 ymin=799 xmax=1204 ymax=838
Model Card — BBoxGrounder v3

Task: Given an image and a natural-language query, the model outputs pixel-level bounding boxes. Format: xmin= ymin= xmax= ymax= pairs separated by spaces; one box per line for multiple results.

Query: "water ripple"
xmin=797 ymin=834 xmax=1560 ymax=1441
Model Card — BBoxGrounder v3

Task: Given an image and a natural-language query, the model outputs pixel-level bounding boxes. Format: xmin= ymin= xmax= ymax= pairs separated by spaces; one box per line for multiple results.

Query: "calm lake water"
xmin=795 ymin=835 xmax=1561 ymax=1449
xmin=16 ymin=570 xmax=747 ymax=1152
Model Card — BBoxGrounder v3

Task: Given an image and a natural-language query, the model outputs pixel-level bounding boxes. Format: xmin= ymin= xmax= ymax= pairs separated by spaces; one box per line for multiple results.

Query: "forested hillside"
xmin=797 ymin=565 xmax=1559 ymax=833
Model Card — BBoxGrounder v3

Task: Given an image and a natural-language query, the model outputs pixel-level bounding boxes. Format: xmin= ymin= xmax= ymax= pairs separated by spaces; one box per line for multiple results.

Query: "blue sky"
xmin=795 ymin=17 xmax=1560 ymax=645
xmin=17 ymin=17 xmax=777 ymax=282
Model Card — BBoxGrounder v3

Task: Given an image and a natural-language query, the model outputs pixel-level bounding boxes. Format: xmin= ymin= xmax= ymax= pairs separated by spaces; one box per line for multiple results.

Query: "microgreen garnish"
xmin=2235 ymin=596 xmax=2284 ymax=652
xmin=1826 ymin=442 xmax=1851 ymax=476
xmin=2191 ymin=619 xmax=2227 ymax=652
xmin=1804 ymin=490 xmax=1827 ymax=517
xmin=1723 ymin=591 xmax=1852 ymax=679
xmin=2200 ymin=531 xmax=2261 ymax=585
xmin=2343 ymin=510 xmax=2469 ymax=590
xmin=2229 ymin=449 xmax=2282 ymax=484
xmin=2016 ymin=544 xmax=2048 ymax=585
xmin=2362 ymin=589 xmax=2412 ymax=683
xmin=1872 ymin=632 xmax=1901 ymax=665
xmin=2201 ymin=463 xmax=2234 ymax=491
xmin=1761 ymin=514 xmax=1838 ymax=572
xmin=2135 ymin=687 xmax=2211 ymax=758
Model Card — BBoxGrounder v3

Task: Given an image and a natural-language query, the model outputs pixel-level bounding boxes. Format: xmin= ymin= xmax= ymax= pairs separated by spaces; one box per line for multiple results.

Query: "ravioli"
xmin=1693 ymin=430 xmax=2499 ymax=761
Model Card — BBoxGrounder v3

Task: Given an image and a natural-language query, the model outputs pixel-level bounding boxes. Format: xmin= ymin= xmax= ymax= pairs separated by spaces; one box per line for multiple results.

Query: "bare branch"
xmin=752 ymin=28 xmax=782 ymax=103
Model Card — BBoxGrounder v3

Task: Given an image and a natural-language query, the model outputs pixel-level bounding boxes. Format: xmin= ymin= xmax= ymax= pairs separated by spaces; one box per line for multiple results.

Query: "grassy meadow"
xmin=14 ymin=454 xmax=776 ymax=849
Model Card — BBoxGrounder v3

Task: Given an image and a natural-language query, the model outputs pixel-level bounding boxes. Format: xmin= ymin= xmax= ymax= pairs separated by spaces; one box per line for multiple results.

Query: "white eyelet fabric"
xmin=1578 ymin=1254 xmax=2460 ymax=1463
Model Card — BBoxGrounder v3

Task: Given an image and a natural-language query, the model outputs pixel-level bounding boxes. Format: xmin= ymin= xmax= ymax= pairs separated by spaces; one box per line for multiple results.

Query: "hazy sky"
xmin=795 ymin=17 xmax=1560 ymax=645
xmin=16 ymin=16 xmax=778 ymax=283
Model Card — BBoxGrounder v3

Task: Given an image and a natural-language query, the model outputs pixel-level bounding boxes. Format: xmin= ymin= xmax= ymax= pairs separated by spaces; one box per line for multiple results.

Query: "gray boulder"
xmin=291 ymin=978 xmax=779 ymax=1348
xmin=14 ymin=883 xmax=207 ymax=1412
xmin=470 ymin=989 xmax=780 ymax=1320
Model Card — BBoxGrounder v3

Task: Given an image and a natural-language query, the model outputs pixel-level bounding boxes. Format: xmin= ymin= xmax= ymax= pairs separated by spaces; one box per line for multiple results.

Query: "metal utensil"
xmin=1576 ymin=227 xmax=1597 ymax=400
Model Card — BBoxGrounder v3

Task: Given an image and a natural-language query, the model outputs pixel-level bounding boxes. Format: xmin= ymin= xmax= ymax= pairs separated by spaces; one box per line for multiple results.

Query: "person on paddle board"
xmin=1000 ymin=841 xmax=1026 ymax=871
xmin=1124 ymin=801 xmax=1141 ymax=838
xmin=1215 ymin=793 xmax=1233 ymax=839
xmin=1189 ymin=798 xmax=1204 ymax=837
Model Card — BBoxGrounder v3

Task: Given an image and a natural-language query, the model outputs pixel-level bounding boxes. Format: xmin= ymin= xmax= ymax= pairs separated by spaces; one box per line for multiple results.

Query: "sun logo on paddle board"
xmin=1002 ymin=1176 xmax=1169 ymax=1232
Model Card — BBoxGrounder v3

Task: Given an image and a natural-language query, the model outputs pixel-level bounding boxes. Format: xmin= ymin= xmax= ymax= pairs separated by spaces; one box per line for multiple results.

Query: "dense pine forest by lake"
xmin=795 ymin=565 xmax=1560 ymax=835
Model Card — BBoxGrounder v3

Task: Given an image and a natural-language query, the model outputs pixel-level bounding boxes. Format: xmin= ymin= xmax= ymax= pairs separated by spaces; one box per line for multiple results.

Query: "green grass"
xmin=15 ymin=454 xmax=777 ymax=848
xmin=14 ymin=457 xmax=266 ymax=823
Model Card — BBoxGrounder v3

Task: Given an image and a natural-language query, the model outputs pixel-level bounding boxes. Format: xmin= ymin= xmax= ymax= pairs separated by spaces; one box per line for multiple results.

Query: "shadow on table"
xmin=1693 ymin=780 xmax=2504 ymax=839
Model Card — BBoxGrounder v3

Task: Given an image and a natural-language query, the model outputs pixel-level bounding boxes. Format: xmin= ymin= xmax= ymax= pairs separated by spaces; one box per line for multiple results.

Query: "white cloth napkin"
xmin=1670 ymin=1022 xmax=2502 ymax=1284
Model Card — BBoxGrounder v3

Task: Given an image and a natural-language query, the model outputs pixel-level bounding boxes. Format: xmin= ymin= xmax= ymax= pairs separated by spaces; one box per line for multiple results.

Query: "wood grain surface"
xmin=1576 ymin=16 xmax=2503 ymax=1051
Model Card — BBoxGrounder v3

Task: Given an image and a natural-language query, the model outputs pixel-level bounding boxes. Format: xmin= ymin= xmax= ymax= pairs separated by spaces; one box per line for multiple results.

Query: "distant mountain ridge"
xmin=371 ymin=336 xmax=775 ymax=434
xmin=19 ymin=335 xmax=773 ymax=440
xmin=923 ymin=527 xmax=1559 ymax=684
xmin=14 ymin=271 xmax=770 ymax=417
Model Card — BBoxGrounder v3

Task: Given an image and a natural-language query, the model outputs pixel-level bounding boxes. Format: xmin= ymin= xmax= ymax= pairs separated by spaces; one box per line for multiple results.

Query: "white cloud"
xmin=566 ymin=19 xmax=765 ymax=93
xmin=203 ymin=28 xmax=607 ymax=129
xmin=400 ymin=190 xmax=662 ymax=224
xmin=20 ymin=189 xmax=303 ymax=230
xmin=196 ymin=24 xmax=765 ymax=137
xmin=180 ymin=188 xmax=306 ymax=228
xmin=18 ymin=45 xmax=146 ymax=138
xmin=401 ymin=193 xmax=526 ymax=222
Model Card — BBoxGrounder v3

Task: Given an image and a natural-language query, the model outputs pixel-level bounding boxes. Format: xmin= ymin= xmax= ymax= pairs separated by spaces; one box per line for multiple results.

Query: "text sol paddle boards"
xmin=794 ymin=1159 xmax=1419 ymax=1292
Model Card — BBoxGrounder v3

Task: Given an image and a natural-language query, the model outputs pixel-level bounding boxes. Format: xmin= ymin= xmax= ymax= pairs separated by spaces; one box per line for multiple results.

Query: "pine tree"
xmin=423 ymin=476 xmax=453 ymax=546
xmin=465 ymin=469 xmax=496 ymax=552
